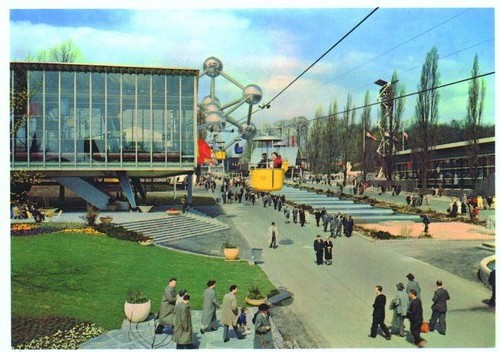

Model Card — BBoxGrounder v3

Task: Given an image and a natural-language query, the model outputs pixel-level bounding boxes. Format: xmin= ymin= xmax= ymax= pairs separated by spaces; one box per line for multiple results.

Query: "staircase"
xmin=277 ymin=186 xmax=421 ymax=224
xmin=118 ymin=212 xmax=230 ymax=245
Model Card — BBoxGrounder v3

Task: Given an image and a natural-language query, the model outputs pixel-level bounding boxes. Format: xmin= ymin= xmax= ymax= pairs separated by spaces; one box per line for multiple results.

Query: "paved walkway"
xmin=15 ymin=181 xmax=495 ymax=349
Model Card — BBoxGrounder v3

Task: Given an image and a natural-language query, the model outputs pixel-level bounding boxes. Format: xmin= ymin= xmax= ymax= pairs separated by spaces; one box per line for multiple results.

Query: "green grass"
xmin=11 ymin=232 xmax=275 ymax=330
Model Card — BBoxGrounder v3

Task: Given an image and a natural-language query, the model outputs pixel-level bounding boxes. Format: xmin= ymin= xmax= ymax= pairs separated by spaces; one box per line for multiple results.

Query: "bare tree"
xmin=413 ymin=46 xmax=440 ymax=191
xmin=305 ymin=107 xmax=324 ymax=173
xmin=465 ymin=54 xmax=486 ymax=190
xmin=360 ymin=91 xmax=372 ymax=181
xmin=323 ymin=99 xmax=340 ymax=177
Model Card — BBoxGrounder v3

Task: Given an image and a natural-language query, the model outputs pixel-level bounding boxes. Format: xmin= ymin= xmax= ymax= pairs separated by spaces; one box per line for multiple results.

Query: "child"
xmin=237 ymin=307 xmax=250 ymax=335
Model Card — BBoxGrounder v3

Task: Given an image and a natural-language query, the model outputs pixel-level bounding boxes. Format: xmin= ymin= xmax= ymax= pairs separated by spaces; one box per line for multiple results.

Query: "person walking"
xmin=407 ymin=289 xmax=425 ymax=348
xmin=369 ymin=285 xmax=391 ymax=340
xmin=422 ymin=214 xmax=430 ymax=233
xmin=405 ymin=273 xmax=421 ymax=299
xmin=323 ymin=237 xmax=333 ymax=265
xmin=253 ymin=303 xmax=273 ymax=349
xmin=200 ymin=280 xmax=219 ymax=334
xmin=267 ymin=222 xmax=279 ymax=249
xmin=344 ymin=215 xmax=354 ymax=238
xmin=313 ymin=235 xmax=324 ymax=265
xmin=488 ymin=269 xmax=496 ymax=306
xmin=156 ymin=277 xmax=177 ymax=334
xmin=172 ymin=294 xmax=194 ymax=349
xmin=221 ymin=284 xmax=243 ymax=342
xmin=292 ymin=206 xmax=298 ymax=224
xmin=299 ymin=207 xmax=306 ymax=227
xmin=314 ymin=209 xmax=322 ymax=227
xmin=389 ymin=283 xmax=409 ymax=337
xmin=429 ymin=280 xmax=450 ymax=335
xmin=330 ymin=213 xmax=340 ymax=239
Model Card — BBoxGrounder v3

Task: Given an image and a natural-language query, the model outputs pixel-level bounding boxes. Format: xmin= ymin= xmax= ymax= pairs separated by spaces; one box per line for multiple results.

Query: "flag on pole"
xmin=403 ymin=131 xmax=409 ymax=140
xmin=365 ymin=130 xmax=378 ymax=141
xmin=197 ymin=138 xmax=212 ymax=165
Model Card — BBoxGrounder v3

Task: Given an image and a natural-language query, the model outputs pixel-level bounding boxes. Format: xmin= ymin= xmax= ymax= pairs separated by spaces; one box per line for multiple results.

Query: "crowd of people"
xmin=154 ymin=278 xmax=274 ymax=349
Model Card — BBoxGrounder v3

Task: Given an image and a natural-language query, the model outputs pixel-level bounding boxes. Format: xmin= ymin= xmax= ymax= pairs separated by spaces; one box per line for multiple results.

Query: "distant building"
xmin=393 ymin=137 xmax=495 ymax=192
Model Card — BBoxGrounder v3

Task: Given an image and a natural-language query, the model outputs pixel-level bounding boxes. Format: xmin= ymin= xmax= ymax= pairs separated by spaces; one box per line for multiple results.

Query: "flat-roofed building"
xmin=10 ymin=62 xmax=199 ymax=209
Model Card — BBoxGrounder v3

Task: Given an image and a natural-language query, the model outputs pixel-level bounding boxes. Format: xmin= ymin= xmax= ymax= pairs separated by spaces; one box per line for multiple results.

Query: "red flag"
xmin=197 ymin=138 xmax=212 ymax=165
xmin=365 ymin=130 xmax=377 ymax=141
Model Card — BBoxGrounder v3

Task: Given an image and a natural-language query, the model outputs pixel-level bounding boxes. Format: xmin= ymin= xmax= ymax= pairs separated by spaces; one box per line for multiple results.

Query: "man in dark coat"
xmin=488 ymin=269 xmax=496 ymax=306
xmin=344 ymin=215 xmax=354 ymax=237
xmin=370 ymin=285 xmax=391 ymax=340
xmin=299 ymin=207 xmax=306 ymax=227
xmin=429 ymin=280 xmax=450 ymax=335
xmin=407 ymin=289 xmax=425 ymax=348
xmin=313 ymin=235 xmax=324 ymax=265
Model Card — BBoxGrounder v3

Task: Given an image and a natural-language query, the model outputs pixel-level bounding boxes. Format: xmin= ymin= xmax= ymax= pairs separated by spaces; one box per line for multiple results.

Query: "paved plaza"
xmin=15 ymin=181 xmax=496 ymax=349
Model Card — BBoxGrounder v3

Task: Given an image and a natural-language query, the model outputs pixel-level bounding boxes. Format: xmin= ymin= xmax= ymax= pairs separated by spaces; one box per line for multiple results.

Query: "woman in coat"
xmin=172 ymin=294 xmax=193 ymax=349
xmin=323 ymin=237 xmax=333 ymax=265
xmin=390 ymin=283 xmax=409 ymax=337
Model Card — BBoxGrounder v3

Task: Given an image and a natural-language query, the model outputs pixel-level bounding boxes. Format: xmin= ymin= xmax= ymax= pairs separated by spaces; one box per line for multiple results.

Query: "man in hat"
xmin=405 ymin=273 xmax=421 ymax=299
xmin=429 ymin=280 xmax=450 ymax=335
xmin=369 ymin=285 xmax=391 ymax=340
xmin=254 ymin=303 xmax=273 ymax=349
xmin=389 ymin=283 xmax=409 ymax=337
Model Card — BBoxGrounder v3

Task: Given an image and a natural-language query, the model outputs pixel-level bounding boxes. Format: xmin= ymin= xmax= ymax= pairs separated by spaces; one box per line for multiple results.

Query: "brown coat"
xmin=220 ymin=291 xmax=238 ymax=326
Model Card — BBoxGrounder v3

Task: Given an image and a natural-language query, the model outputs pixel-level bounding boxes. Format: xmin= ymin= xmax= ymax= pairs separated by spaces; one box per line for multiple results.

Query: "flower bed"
xmin=12 ymin=316 xmax=105 ymax=349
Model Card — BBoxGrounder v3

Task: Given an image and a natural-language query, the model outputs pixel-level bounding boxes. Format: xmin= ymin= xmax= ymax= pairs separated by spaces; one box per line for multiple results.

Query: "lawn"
xmin=11 ymin=231 xmax=275 ymax=330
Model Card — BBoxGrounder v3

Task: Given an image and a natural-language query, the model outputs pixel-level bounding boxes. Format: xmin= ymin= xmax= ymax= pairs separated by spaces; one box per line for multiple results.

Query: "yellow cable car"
xmin=250 ymin=168 xmax=285 ymax=192
xmin=215 ymin=150 xmax=226 ymax=160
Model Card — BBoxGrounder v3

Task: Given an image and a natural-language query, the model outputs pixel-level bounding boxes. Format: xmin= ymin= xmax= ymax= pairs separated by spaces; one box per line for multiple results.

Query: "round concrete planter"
xmin=139 ymin=239 xmax=154 ymax=246
xmin=100 ymin=216 xmax=113 ymax=224
xmin=245 ymin=297 xmax=267 ymax=306
xmin=138 ymin=205 xmax=154 ymax=213
xmin=223 ymin=247 xmax=240 ymax=261
xmin=124 ymin=300 xmax=151 ymax=323
xmin=166 ymin=209 xmax=182 ymax=215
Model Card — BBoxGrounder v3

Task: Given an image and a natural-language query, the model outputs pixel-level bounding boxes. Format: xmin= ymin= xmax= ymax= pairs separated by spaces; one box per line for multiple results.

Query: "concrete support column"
xmin=187 ymin=173 xmax=193 ymax=204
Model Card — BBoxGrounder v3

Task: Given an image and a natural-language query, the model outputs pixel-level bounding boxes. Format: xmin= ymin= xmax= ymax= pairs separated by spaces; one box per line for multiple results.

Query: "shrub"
xmin=126 ymin=288 xmax=149 ymax=304
xmin=92 ymin=223 xmax=151 ymax=242
xmin=370 ymin=230 xmax=397 ymax=240
xmin=11 ymin=223 xmax=67 ymax=237
xmin=247 ymin=285 xmax=266 ymax=299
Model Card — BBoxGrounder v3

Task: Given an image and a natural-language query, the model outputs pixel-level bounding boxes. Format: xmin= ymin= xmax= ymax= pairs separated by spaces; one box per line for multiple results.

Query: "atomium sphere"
xmin=204 ymin=103 xmax=220 ymax=113
xmin=203 ymin=57 xmax=223 ymax=78
xmin=239 ymin=122 xmax=257 ymax=140
xmin=200 ymin=95 xmax=221 ymax=107
xmin=243 ymin=84 xmax=263 ymax=105
xmin=205 ymin=111 xmax=226 ymax=133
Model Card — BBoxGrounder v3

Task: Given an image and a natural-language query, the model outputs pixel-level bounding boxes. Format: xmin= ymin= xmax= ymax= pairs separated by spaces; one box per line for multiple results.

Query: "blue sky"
xmin=6 ymin=1 xmax=497 ymax=130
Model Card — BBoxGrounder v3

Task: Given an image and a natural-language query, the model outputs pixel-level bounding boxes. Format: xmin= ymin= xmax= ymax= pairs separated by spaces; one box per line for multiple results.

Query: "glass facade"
xmin=10 ymin=62 xmax=198 ymax=170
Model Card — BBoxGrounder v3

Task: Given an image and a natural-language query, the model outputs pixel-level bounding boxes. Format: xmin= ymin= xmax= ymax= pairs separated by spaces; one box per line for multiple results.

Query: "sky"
xmin=5 ymin=0 xmax=497 ymax=135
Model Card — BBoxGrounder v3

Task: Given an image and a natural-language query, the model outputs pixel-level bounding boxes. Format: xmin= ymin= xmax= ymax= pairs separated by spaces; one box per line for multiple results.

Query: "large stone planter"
xmin=124 ymin=300 xmax=151 ymax=323
xmin=223 ymin=247 xmax=240 ymax=261
xmin=100 ymin=216 xmax=113 ymax=224
xmin=245 ymin=297 xmax=267 ymax=306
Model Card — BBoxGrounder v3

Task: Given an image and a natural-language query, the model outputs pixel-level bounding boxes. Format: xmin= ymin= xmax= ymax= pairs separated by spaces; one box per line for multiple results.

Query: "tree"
xmin=305 ymin=107 xmax=324 ymax=173
xmin=360 ymin=91 xmax=372 ymax=181
xmin=465 ymin=54 xmax=486 ymax=189
xmin=339 ymin=94 xmax=357 ymax=186
xmin=413 ymin=46 xmax=440 ymax=190
xmin=28 ymin=39 xmax=83 ymax=63
xmin=323 ymin=99 xmax=341 ymax=177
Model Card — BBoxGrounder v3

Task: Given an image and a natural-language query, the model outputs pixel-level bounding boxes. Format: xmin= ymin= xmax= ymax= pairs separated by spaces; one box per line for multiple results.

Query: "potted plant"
xmin=138 ymin=236 xmax=154 ymax=246
xmin=222 ymin=238 xmax=239 ymax=261
xmin=245 ymin=285 xmax=267 ymax=306
xmin=99 ymin=216 xmax=113 ymax=224
xmin=166 ymin=208 xmax=182 ymax=215
xmin=124 ymin=289 xmax=151 ymax=323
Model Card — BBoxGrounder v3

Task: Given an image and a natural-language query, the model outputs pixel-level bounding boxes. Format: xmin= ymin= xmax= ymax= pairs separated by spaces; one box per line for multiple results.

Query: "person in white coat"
xmin=267 ymin=222 xmax=279 ymax=249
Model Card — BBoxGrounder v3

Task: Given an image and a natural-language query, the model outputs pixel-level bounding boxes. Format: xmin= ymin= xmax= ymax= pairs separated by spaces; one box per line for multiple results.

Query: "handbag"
xmin=420 ymin=321 xmax=430 ymax=333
